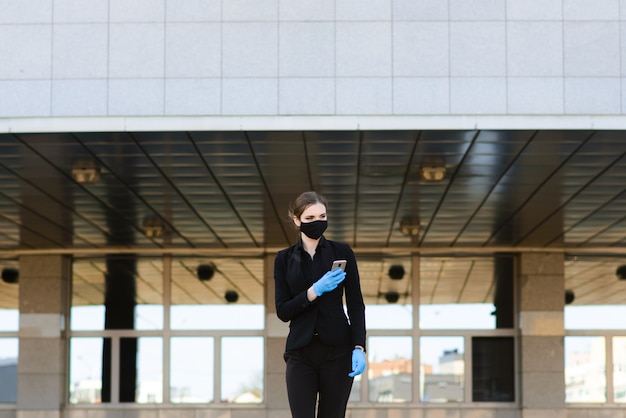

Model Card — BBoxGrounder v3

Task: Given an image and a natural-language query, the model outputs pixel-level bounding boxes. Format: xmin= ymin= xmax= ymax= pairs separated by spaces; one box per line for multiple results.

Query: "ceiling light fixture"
xmin=616 ymin=265 xmax=626 ymax=280
xmin=225 ymin=290 xmax=239 ymax=303
xmin=564 ymin=289 xmax=575 ymax=305
xmin=384 ymin=291 xmax=400 ymax=304
xmin=197 ymin=263 xmax=215 ymax=281
xmin=388 ymin=265 xmax=405 ymax=280
xmin=142 ymin=215 xmax=163 ymax=238
xmin=420 ymin=164 xmax=446 ymax=182
xmin=399 ymin=215 xmax=420 ymax=237
xmin=1 ymin=268 xmax=19 ymax=284
xmin=72 ymin=161 xmax=101 ymax=184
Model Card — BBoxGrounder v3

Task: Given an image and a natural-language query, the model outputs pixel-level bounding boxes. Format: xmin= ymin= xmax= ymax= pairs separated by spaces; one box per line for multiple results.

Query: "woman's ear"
xmin=292 ymin=216 xmax=301 ymax=227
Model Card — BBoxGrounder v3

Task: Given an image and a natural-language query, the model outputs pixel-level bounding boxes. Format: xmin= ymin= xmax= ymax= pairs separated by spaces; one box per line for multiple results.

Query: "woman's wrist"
xmin=354 ymin=345 xmax=365 ymax=352
xmin=306 ymin=286 xmax=317 ymax=302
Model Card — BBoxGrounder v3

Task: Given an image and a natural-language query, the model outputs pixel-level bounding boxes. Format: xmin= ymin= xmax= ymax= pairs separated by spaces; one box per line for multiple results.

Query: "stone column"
xmin=17 ymin=255 xmax=71 ymax=418
xmin=264 ymin=253 xmax=290 ymax=418
xmin=518 ymin=252 xmax=565 ymax=418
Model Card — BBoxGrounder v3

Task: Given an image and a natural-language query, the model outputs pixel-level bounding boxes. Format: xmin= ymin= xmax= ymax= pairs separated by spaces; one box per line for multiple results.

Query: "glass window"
xmin=613 ymin=337 xmax=626 ymax=403
xmin=565 ymin=336 xmax=606 ymax=403
xmin=170 ymin=258 xmax=264 ymax=330
xmin=420 ymin=256 xmax=514 ymax=330
xmin=421 ymin=336 xmax=464 ymax=403
xmin=135 ymin=337 xmax=163 ymax=404
xmin=0 ymin=310 xmax=18 ymax=332
xmin=368 ymin=336 xmax=412 ymax=403
xmin=0 ymin=338 xmax=18 ymax=403
xmin=221 ymin=337 xmax=263 ymax=403
xmin=170 ymin=337 xmax=214 ymax=403
xmin=71 ymin=257 xmax=164 ymax=331
xmin=363 ymin=259 xmax=412 ymax=330
xmin=472 ymin=337 xmax=515 ymax=402
xmin=69 ymin=337 xmax=104 ymax=404
xmin=565 ymin=306 xmax=626 ymax=330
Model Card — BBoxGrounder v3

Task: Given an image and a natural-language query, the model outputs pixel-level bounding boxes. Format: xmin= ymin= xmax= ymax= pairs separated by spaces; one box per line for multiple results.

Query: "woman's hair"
xmin=288 ymin=191 xmax=327 ymax=221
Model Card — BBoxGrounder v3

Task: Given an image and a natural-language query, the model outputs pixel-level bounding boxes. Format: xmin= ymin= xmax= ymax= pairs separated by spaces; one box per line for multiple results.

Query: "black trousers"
xmin=284 ymin=335 xmax=354 ymax=418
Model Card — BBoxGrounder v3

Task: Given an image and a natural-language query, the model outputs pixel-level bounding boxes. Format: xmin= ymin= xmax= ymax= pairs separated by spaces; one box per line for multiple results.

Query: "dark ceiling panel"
xmin=0 ymin=130 xmax=624 ymax=307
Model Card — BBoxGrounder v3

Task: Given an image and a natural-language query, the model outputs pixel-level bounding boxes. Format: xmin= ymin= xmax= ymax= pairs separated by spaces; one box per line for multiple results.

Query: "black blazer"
xmin=274 ymin=236 xmax=366 ymax=352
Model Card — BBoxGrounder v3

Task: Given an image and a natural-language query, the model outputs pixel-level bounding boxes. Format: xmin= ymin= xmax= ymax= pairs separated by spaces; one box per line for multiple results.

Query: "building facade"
xmin=1 ymin=1 xmax=626 ymax=418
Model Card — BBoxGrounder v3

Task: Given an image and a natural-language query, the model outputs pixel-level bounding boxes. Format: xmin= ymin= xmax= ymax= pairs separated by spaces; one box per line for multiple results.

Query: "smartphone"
xmin=331 ymin=259 xmax=347 ymax=272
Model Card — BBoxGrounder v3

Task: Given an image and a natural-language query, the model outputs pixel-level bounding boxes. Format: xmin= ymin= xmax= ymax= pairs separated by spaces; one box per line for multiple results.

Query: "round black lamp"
xmin=225 ymin=290 xmax=239 ymax=303
xmin=1 ymin=268 xmax=19 ymax=284
xmin=616 ymin=265 xmax=626 ymax=280
xmin=384 ymin=291 xmax=400 ymax=304
xmin=197 ymin=264 xmax=215 ymax=281
xmin=388 ymin=265 xmax=405 ymax=280
xmin=564 ymin=289 xmax=575 ymax=305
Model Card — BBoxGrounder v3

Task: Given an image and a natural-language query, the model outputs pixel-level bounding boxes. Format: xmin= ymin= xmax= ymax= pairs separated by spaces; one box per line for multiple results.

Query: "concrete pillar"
xmin=264 ymin=253 xmax=290 ymax=418
xmin=17 ymin=255 xmax=71 ymax=418
xmin=517 ymin=253 xmax=565 ymax=418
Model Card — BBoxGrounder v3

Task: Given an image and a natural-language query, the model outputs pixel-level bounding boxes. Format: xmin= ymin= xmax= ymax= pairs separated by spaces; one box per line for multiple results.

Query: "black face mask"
xmin=299 ymin=220 xmax=327 ymax=240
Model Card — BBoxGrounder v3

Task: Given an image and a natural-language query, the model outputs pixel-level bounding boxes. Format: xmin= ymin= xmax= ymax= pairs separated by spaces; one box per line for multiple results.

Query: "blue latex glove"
xmin=312 ymin=268 xmax=346 ymax=296
xmin=349 ymin=349 xmax=366 ymax=377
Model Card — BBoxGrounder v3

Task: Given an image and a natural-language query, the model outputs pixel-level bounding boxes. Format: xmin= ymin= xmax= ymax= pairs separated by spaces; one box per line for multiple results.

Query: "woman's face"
xmin=293 ymin=202 xmax=326 ymax=227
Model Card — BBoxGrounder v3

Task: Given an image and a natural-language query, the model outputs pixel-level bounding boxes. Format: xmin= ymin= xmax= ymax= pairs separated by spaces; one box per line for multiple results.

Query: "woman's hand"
xmin=312 ymin=268 xmax=346 ymax=296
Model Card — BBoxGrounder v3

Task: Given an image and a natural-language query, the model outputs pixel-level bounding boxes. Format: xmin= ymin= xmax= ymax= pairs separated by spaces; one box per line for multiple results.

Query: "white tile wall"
xmin=507 ymin=78 xmax=563 ymax=114
xmin=564 ymin=77 xmax=621 ymax=114
xmin=109 ymin=23 xmax=165 ymax=78
xmin=563 ymin=22 xmax=620 ymax=77
xmin=165 ymin=79 xmax=221 ymax=115
xmin=222 ymin=23 xmax=278 ymax=77
xmin=336 ymin=77 xmax=392 ymax=114
xmin=222 ymin=78 xmax=277 ymax=115
xmin=52 ymin=80 xmax=108 ymax=116
xmin=166 ymin=0 xmax=221 ymax=22
xmin=393 ymin=22 xmax=449 ymax=77
xmin=336 ymin=22 xmax=392 ymax=77
xmin=165 ymin=23 xmax=221 ymax=78
xmin=279 ymin=22 xmax=335 ymax=77
xmin=0 ymin=0 xmax=51 ymax=23
xmin=393 ymin=78 xmax=449 ymax=114
xmin=109 ymin=79 xmax=165 ymax=115
xmin=279 ymin=78 xmax=335 ymax=114
xmin=450 ymin=77 xmax=507 ymax=114
xmin=0 ymin=25 xmax=51 ymax=79
xmin=449 ymin=0 xmax=505 ymax=20
xmin=0 ymin=0 xmax=625 ymax=118
xmin=337 ymin=0 xmax=392 ymax=21
xmin=450 ymin=22 xmax=506 ymax=77
xmin=506 ymin=0 xmax=562 ymax=20
xmin=507 ymin=22 xmax=563 ymax=77
xmin=53 ymin=24 xmax=108 ymax=79
xmin=53 ymin=0 xmax=108 ymax=23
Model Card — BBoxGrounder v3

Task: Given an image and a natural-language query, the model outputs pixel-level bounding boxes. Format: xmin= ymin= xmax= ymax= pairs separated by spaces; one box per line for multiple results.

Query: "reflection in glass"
xmin=368 ymin=336 xmax=412 ymax=403
xmin=0 ymin=338 xmax=18 ymax=403
xmin=171 ymin=305 xmax=263 ymax=330
xmin=366 ymin=305 xmax=412 ymax=330
xmin=472 ymin=337 xmax=514 ymax=402
xmin=565 ymin=306 xmax=626 ymax=330
xmin=0 ymin=310 xmax=18 ymax=332
xmin=71 ymin=257 xmax=164 ymax=331
xmin=421 ymin=336 xmax=464 ymax=403
xmin=565 ymin=336 xmax=606 ymax=403
xmin=135 ymin=337 xmax=163 ymax=404
xmin=170 ymin=337 xmax=214 ymax=403
xmin=221 ymin=337 xmax=263 ymax=403
xmin=69 ymin=338 xmax=104 ymax=404
xmin=420 ymin=257 xmax=513 ymax=330
xmin=613 ymin=337 xmax=626 ymax=403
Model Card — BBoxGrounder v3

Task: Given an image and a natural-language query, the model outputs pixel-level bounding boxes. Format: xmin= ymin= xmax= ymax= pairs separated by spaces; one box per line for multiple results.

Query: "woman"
xmin=274 ymin=191 xmax=366 ymax=418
